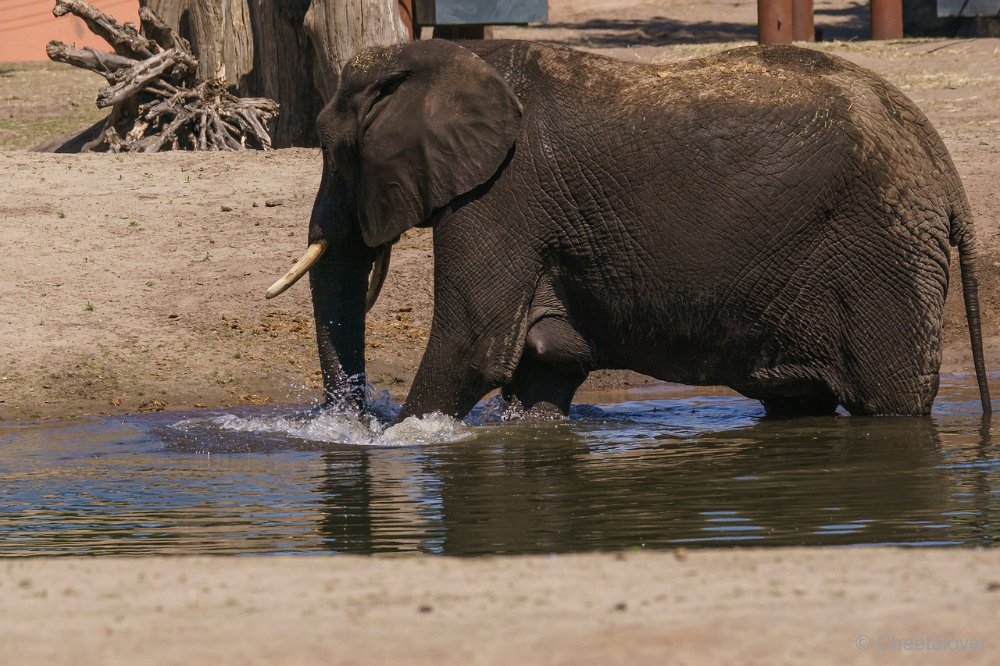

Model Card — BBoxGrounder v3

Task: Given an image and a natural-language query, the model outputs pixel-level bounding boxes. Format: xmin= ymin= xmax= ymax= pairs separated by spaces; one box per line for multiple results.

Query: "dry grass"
xmin=888 ymin=71 xmax=1000 ymax=91
xmin=649 ymin=41 xmax=756 ymax=63
xmin=0 ymin=61 xmax=106 ymax=151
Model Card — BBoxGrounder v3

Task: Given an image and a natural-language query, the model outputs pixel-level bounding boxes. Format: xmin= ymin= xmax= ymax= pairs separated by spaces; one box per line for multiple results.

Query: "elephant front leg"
xmin=394 ymin=227 xmax=541 ymax=423
xmin=394 ymin=331 xmax=502 ymax=422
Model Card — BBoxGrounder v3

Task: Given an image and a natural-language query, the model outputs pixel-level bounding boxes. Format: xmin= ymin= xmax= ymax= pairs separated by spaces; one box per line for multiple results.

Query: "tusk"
xmin=366 ymin=244 xmax=391 ymax=313
xmin=265 ymin=239 xmax=329 ymax=299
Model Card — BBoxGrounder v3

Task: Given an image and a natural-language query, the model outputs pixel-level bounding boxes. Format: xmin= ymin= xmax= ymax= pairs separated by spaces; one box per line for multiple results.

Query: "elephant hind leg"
xmin=761 ymin=390 xmax=839 ymax=418
xmin=502 ymin=315 xmax=591 ymax=417
xmin=524 ymin=316 xmax=593 ymax=376
xmin=748 ymin=365 xmax=840 ymax=418
xmin=836 ymin=320 xmax=941 ymax=416
xmin=839 ymin=370 xmax=938 ymax=416
xmin=504 ymin=356 xmax=586 ymax=417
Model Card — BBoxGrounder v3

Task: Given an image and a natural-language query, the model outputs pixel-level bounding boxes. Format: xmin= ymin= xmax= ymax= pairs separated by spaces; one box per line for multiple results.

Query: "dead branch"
xmin=96 ymin=48 xmax=196 ymax=108
xmin=53 ymin=0 xmax=158 ymax=60
xmin=44 ymin=0 xmax=278 ymax=152
xmin=137 ymin=6 xmax=191 ymax=54
xmin=45 ymin=42 xmax=135 ymax=80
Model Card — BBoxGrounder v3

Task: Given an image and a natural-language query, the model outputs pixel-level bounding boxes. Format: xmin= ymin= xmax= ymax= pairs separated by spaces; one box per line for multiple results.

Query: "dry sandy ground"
xmin=2 ymin=548 xmax=998 ymax=665
xmin=2 ymin=33 xmax=1000 ymax=419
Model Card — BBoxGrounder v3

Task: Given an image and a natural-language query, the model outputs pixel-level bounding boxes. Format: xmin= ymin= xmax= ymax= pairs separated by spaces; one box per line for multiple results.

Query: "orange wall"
xmin=0 ymin=0 xmax=140 ymax=62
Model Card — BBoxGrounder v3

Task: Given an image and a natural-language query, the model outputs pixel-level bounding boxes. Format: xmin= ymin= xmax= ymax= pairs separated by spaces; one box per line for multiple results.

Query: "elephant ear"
xmin=354 ymin=40 xmax=522 ymax=248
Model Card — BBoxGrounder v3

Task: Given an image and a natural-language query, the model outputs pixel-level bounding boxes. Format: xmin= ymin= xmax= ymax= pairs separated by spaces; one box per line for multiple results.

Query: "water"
xmin=0 ymin=377 xmax=997 ymax=556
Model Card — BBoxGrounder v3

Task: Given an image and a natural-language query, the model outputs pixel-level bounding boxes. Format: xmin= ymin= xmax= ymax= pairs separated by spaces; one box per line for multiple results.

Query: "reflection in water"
xmin=0 ymin=378 xmax=996 ymax=556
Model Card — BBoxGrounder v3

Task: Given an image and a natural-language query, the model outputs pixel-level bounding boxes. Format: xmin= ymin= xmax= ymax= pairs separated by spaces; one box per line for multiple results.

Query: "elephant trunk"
xmin=310 ymin=240 xmax=374 ymax=411
xmin=264 ymin=163 xmax=389 ymax=412
xmin=264 ymin=238 xmax=387 ymax=412
xmin=263 ymin=150 xmax=397 ymax=411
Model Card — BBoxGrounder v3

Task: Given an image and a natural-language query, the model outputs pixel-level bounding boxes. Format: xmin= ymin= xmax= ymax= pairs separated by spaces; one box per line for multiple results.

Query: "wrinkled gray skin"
xmin=305 ymin=39 xmax=990 ymax=422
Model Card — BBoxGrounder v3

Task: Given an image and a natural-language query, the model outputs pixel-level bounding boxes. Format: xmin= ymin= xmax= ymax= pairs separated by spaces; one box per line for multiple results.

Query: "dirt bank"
xmin=1 ymin=548 xmax=997 ymax=665
xmin=2 ymin=22 xmax=999 ymax=420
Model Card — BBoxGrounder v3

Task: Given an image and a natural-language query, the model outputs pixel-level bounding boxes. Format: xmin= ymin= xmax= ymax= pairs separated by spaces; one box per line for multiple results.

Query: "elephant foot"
xmin=748 ymin=365 xmax=840 ymax=418
xmin=505 ymin=356 xmax=586 ymax=418
xmin=498 ymin=394 xmax=568 ymax=421
xmin=761 ymin=393 xmax=839 ymax=418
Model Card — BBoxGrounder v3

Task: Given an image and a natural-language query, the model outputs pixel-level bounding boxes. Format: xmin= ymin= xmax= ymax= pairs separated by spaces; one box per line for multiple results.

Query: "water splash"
xmin=380 ymin=412 xmax=473 ymax=445
xmin=175 ymin=409 xmax=473 ymax=447
xmin=173 ymin=385 xmax=476 ymax=447
xmin=169 ymin=384 xmax=597 ymax=448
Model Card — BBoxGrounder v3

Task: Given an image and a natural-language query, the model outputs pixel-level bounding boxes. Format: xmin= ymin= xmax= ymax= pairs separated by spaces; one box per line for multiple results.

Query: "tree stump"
xmin=43 ymin=0 xmax=408 ymax=150
xmin=141 ymin=0 xmax=409 ymax=146
xmin=45 ymin=0 xmax=278 ymax=152
xmin=303 ymin=0 xmax=409 ymax=102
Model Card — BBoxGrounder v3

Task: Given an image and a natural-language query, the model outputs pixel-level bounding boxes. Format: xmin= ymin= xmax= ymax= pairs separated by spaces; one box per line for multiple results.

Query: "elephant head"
xmin=265 ymin=40 xmax=522 ymax=411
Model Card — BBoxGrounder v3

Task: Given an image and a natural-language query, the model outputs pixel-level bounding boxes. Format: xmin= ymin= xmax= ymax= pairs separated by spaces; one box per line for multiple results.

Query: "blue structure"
xmin=937 ymin=0 xmax=1000 ymax=16
xmin=415 ymin=0 xmax=548 ymax=26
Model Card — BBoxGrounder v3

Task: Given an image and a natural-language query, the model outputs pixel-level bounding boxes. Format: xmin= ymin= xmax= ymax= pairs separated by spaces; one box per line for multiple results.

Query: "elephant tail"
xmin=952 ymin=213 xmax=992 ymax=414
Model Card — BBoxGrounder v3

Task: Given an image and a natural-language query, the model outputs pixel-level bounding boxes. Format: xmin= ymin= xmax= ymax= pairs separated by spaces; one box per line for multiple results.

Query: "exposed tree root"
xmin=45 ymin=0 xmax=278 ymax=152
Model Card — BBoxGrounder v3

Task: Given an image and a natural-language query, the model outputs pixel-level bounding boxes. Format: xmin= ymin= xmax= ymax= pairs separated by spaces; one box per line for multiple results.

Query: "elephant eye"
xmin=366 ymin=73 xmax=407 ymax=119
xmin=376 ymin=74 xmax=405 ymax=102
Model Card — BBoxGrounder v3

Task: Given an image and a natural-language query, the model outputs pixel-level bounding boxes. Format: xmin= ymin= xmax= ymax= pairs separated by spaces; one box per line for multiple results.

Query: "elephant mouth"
xmin=265 ymin=240 xmax=391 ymax=313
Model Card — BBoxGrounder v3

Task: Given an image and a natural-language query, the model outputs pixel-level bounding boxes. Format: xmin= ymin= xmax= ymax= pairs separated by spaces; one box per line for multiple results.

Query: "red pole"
xmin=758 ymin=0 xmax=793 ymax=45
xmin=792 ymin=0 xmax=814 ymax=42
xmin=398 ymin=0 xmax=415 ymax=40
xmin=870 ymin=0 xmax=903 ymax=40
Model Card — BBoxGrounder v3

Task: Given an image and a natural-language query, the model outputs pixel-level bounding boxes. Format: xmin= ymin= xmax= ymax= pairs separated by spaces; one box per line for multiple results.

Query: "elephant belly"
xmin=586 ymin=279 xmax=943 ymax=416
xmin=587 ymin=307 xmax=762 ymax=389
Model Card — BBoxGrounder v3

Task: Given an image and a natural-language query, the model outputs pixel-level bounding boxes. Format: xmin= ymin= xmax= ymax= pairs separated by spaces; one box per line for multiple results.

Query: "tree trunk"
xmin=140 ymin=0 xmax=254 ymax=85
xmin=241 ymin=1 xmax=324 ymax=148
xmin=142 ymin=0 xmax=408 ymax=147
xmin=303 ymin=0 xmax=408 ymax=103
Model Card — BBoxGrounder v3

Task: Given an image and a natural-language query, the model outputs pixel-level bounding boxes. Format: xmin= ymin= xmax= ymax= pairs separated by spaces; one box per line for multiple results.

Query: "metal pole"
xmin=792 ymin=0 xmax=815 ymax=41
xmin=870 ymin=0 xmax=903 ymax=40
xmin=758 ymin=0 xmax=794 ymax=45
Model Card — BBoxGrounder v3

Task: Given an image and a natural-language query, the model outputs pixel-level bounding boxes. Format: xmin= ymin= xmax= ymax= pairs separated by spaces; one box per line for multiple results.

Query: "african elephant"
xmin=266 ymin=39 xmax=991 ymax=421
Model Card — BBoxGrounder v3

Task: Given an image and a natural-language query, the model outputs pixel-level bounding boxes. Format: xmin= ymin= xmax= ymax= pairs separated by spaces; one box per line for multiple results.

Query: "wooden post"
xmin=758 ymin=0 xmax=793 ymax=45
xmin=792 ymin=0 xmax=814 ymax=42
xmin=870 ymin=0 xmax=903 ymax=39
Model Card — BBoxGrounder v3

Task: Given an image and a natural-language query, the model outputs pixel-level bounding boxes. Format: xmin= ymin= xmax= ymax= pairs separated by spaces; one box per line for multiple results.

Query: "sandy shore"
xmin=1 ymin=548 xmax=997 ymax=665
